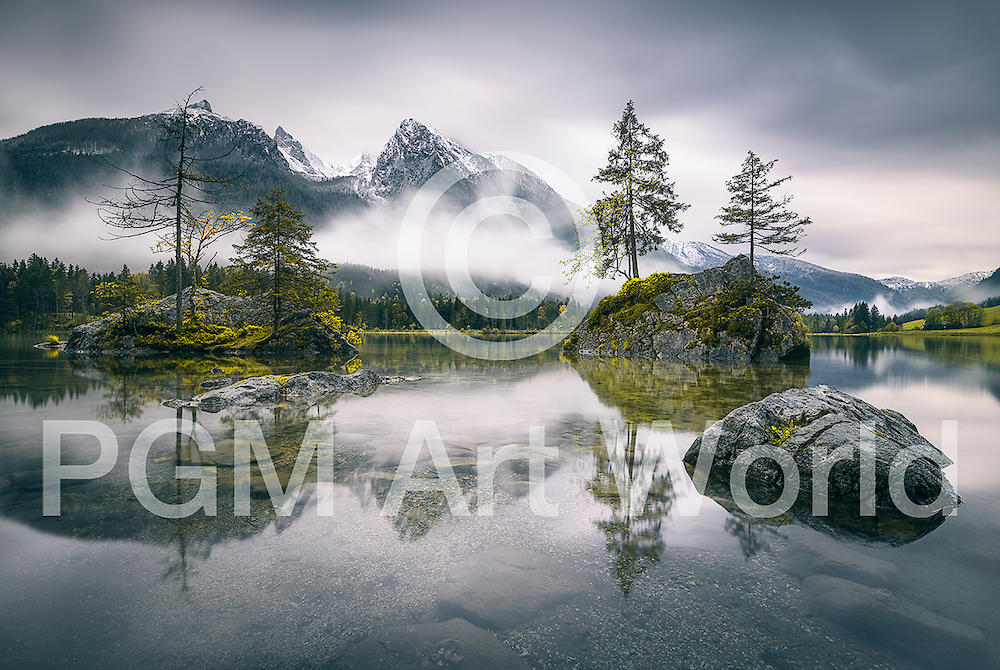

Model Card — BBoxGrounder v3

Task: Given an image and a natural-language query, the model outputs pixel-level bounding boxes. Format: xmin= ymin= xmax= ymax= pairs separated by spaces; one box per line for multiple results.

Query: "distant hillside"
xmin=654 ymin=240 xmax=994 ymax=315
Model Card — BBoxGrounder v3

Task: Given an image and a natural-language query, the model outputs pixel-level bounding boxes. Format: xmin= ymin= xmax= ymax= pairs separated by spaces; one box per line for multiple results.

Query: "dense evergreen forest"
xmin=0 ymin=255 xmax=568 ymax=333
xmin=803 ymin=296 xmax=999 ymax=333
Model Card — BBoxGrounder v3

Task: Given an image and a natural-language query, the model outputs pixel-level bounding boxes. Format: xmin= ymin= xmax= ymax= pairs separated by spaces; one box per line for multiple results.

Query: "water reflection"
xmin=567 ymin=354 xmax=809 ymax=428
xmin=693 ymin=465 xmax=948 ymax=547
xmin=587 ymin=422 xmax=675 ymax=594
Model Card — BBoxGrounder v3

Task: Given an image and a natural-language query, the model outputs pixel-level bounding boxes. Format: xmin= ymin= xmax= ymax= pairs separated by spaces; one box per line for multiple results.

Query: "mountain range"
xmin=1 ymin=100 xmax=995 ymax=314
xmin=654 ymin=239 xmax=994 ymax=313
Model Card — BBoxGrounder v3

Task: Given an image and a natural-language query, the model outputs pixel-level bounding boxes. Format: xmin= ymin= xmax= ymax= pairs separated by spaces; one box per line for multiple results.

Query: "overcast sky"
xmin=1 ymin=0 xmax=997 ymax=280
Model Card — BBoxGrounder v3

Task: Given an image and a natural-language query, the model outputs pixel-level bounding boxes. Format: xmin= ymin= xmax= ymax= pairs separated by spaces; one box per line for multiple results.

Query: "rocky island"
xmin=563 ymin=255 xmax=811 ymax=363
xmin=65 ymin=287 xmax=359 ymax=360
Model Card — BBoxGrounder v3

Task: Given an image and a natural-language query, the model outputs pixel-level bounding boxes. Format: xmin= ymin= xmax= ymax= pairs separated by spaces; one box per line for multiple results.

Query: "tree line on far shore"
xmin=0 ymin=254 xmax=568 ymax=334
xmin=803 ymin=298 xmax=993 ymax=333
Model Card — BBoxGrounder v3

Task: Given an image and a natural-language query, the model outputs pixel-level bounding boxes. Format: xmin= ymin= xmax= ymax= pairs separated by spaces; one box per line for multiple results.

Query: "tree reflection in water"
xmin=588 ymin=421 xmax=675 ymax=595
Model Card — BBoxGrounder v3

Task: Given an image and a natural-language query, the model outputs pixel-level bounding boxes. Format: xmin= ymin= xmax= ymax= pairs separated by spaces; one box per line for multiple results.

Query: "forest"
xmin=0 ymin=254 xmax=569 ymax=334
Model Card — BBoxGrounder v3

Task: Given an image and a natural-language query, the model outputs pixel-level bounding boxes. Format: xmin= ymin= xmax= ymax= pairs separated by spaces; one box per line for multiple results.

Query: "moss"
xmin=682 ymin=275 xmax=809 ymax=352
xmin=101 ymin=317 xmax=271 ymax=353
xmin=769 ymin=418 xmax=797 ymax=448
xmin=562 ymin=329 xmax=579 ymax=351
xmin=584 ymin=272 xmax=690 ymax=333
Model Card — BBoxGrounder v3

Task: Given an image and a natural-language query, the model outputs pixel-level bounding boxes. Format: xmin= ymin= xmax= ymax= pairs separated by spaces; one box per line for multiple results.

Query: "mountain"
xmin=367 ymin=118 xmax=495 ymax=199
xmin=1 ymin=100 xmax=990 ymax=310
xmin=274 ymin=125 xmax=340 ymax=180
xmin=955 ymin=267 xmax=1000 ymax=303
xmin=658 ymin=239 xmax=733 ymax=270
xmin=655 ymin=240 xmax=995 ymax=314
xmin=0 ymin=99 xmax=366 ymax=216
xmin=0 ymin=104 xmax=571 ymax=237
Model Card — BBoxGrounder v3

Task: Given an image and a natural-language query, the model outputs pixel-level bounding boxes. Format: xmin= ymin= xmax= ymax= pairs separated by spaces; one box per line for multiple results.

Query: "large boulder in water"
xmin=167 ymin=369 xmax=382 ymax=412
xmin=563 ymin=255 xmax=810 ymax=363
xmin=683 ymin=385 xmax=958 ymax=542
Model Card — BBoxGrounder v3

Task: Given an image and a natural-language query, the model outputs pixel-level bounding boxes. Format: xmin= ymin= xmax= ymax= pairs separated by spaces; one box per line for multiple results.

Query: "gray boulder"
xmin=565 ymin=255 xmax=809 ymax=363
xmin=170 ymin=369 xmax=382 ymax=412
xmin=684 ymin=385 xmax=959 ymax=527
xmin=200 ymin=376 xmax=233 ymax=390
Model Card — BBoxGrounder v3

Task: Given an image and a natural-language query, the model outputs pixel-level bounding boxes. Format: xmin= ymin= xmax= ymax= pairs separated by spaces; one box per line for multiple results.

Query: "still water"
xmin=0 ymin=334 xmax=998 ymax=669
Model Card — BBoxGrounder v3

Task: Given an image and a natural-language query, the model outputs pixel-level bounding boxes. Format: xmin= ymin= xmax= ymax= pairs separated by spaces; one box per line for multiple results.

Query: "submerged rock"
xmin=564 ymin=255 xmax=810 ymax=363
xmin=436 ymin=547 xmax=591 ymax=631
xmin=169 ymin=369 xmax=382 ymax=412
xmin=684 ymin=385 xmax=958 ymax=542
xmin=327 ymin=618 xmax=528 ymax=669
xmin=802 ymin=575 xmax=986 ymax=666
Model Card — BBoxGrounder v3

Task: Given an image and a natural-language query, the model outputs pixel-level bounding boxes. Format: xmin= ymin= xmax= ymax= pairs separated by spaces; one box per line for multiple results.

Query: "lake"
xmin=1 ymin=333 xmax=998 ymax=669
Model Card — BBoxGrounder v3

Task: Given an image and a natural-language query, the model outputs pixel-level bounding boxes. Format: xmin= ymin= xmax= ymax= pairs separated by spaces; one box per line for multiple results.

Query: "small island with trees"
xmin=563 ymin=101 xmax=813 ymax=362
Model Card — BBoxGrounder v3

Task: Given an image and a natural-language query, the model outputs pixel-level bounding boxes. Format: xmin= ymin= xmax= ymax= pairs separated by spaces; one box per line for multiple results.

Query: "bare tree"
xmin=91 ymin=87 xmax=244 ymax=332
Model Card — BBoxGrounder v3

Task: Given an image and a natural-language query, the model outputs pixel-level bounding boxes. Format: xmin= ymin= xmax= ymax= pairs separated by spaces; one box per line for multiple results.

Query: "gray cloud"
xmin=0 ymin=0 xmax=997 ymax=280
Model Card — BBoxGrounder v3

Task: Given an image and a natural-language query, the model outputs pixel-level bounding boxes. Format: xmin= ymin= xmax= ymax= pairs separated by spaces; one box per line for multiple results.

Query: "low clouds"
xmin=0 ymin=0 xmax=997 ymax=280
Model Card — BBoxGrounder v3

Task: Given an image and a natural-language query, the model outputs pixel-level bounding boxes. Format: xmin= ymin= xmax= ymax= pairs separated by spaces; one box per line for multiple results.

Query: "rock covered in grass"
xmin=564 ymin=255 xmax=810 ymax=363
xmin=683 ymin=385 xmax=958 ymax=517
xmin=65 ymin=288 xmax=358 ymax=359
xmin=252 ymin=310 xmax=359 ymax=359
xmin=167 ymin=369 xmax=383 ymax=412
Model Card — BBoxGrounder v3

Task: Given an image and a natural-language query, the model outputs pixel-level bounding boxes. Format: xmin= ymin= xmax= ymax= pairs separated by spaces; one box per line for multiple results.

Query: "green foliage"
xmin=585 ymin=273 xmax=690 ymax=332
xmin=714 ymin=150 xmax=811 ymax=265
xmin=93 ymin=266 xmax=155 ymax=334
xmin=924 ymin=302 xmax=983 ymax=330
xmin=232 ymin=189 xmax=337 ymax=331
xmin=128 ymin=319 xmax=270 ymax=353
xmin=769 ymin=418 xmax=797 ymax=448
xmin=683 ymin=274 xmax=811 ymax=349
xmin=586 ymin=100 xmax=688 ymax=280
xmin=314 ymin=309 xmax=364 ymax=347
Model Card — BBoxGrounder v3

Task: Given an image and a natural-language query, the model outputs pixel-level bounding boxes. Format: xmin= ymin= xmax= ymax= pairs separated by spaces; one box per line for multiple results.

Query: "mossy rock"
xmin=565 ymin=256 xmax=811 ymax=363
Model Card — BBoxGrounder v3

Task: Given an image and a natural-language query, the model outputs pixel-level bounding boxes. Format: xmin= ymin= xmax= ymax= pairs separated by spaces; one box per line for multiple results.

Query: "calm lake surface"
xmin=1 ymin=333 xmax=998 ymax=669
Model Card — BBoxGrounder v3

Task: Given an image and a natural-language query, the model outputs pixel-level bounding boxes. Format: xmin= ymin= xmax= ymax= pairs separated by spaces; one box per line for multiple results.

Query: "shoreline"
xmin=809 ymin=330 xmax=1000 ymax=338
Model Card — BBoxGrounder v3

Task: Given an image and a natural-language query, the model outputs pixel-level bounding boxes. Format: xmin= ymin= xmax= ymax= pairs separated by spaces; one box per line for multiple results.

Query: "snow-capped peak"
xmin=370 ymin=118 xmax=495 ymax=198
xmin=876 ymin=276 xmax=923 ymax=292
xmin=936 ymin=270 xmax=992 ymax=288
xmin=331 ymin=153 xmax=373 ymax=179
xmin=658 ymin=239 xmax=733 ymax=271
xmin=274 ymin=125 xmax=342 ymax=181
xmin=189 ymin=99 xmax=213 ymax=113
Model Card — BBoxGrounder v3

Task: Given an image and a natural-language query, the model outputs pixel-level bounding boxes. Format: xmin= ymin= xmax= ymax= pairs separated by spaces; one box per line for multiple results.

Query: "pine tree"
xmin=713 ymin=150 xmax=811 ymax=267
xmin=232 ymin=189 xmax=335 ymax=333
xmin=590 ymin=100 xmax=688 ymax=280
